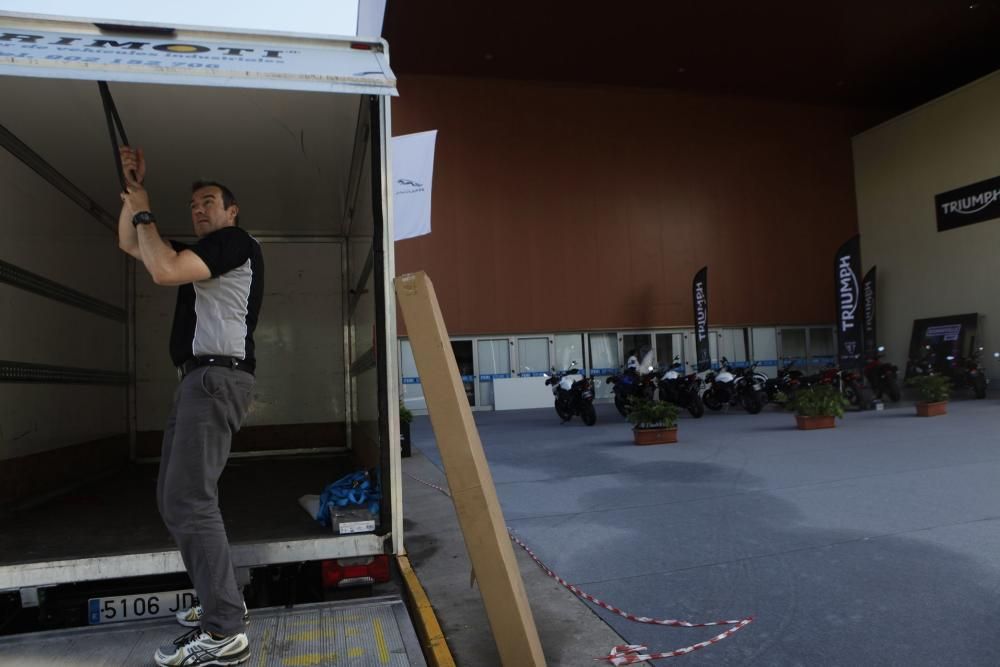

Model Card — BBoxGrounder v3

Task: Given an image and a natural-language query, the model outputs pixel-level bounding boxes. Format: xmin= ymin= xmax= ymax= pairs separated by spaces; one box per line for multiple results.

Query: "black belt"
xmin=178 ymin=356 xmax=255 ymax=379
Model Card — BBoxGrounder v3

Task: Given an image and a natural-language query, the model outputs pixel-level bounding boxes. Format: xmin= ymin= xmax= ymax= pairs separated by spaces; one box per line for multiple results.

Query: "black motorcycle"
xmin=607 ymin=366 xmax=657 ymax=418
xmin=733 ymin=362 xmax=767 ymax=414
xmin=837 ymin=366 xmax=874 ymax=410
xmin=907 ymin=347 xmax=988 ymax=399
xmin=864 ymin=346 xmax=901 ymax=402
xmin=657 ymin=358 xmax=705 ymax=418
xmin=764 ymin=359 xmax=805 ymax=404
xmin=545 ymin=367 xmax=597 ymax=425
xmin=955 ymin=348 xmax=990 ymax=399
xmin=938 ymin=350 xmax=985 ymax=398
xmin=704 ymin=357 xmax=763 ymax=413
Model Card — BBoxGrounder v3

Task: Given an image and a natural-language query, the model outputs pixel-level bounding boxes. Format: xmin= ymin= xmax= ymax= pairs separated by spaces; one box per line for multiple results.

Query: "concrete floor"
xmin=403 ymin=396 xmax=1000 ymax=666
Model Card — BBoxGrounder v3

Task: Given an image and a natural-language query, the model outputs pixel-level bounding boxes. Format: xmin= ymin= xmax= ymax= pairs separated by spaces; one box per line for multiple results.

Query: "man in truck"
xmin=117 ymin=147 xmax=263 ymax=667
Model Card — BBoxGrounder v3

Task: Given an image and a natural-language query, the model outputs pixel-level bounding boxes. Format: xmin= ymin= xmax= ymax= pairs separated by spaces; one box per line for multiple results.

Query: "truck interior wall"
xmin=345 ymin=95 xmax=398 ymax=545
xmin=2 ymin=73 xmax=390 ymax=508
xmin=0 ymin=145 xmax=127 ymax=506
xmin=348 ymin=133 xmax=381 ymax=470
xmin=134 ymin=241 xmax=347 ymax=458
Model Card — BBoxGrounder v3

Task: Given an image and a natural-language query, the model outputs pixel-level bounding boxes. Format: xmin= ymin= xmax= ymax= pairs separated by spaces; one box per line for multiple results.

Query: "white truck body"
xmin=0 ymin=10 xmax=403 ymax=622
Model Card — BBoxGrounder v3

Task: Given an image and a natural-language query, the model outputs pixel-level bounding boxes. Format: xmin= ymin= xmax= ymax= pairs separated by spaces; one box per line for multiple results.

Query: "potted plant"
xmin=399 ymin=402 xmax=413 ymax=457
xmin=908 ymin=375 xmax=951 ymax=417
xmin=626 ymin=396 xmax=679 ymax=445
xmin=788 ymin=383 xmax=847 ymax=430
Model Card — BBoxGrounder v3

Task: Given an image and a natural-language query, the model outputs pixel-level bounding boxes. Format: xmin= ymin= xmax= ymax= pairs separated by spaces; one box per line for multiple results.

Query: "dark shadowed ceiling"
xmin=384 ymin=1 xmax=1000 ymax=114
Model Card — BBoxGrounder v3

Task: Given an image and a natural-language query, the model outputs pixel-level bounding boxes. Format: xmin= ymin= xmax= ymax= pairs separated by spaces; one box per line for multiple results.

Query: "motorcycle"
xmin=764 ymin=359 xmax=805 ymax=404
xmin=791 ymin=362 xmax=873 ymax=410
xmin=704 ymin=358 xmax=766 ymax=413
xmin=702 ymin=359 xmax=733 ymax=411
xmin=544 ymin=364 xmax=597 ymax=425
xmin=733 ymin=362 xmax=767 ymax=414
xmin=837 ymin=366 xmax=874 ymax=410
xmin=864 ymin=346 xmax=901 ymax=402
xmin=657 ymin=357 xmax=705 ymax=418
xmin=905 ymin=346 xmax=935 ymax=379
xmin=941 ymin=348 xmax=989 ymax=399
xmin=907 ymin=346 xmax=990 ymax=399
xmin=607 ymin=365 xmax=657 ymax=418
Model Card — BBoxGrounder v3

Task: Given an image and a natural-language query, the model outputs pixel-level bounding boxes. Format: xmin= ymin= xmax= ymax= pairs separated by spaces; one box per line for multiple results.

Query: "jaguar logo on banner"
xmin=692 ymin=266 xmax=710 ymax=372
xmin=835 ymin=235 xmax=864 ymax=370
xmin=862 ymin=267 xmax=877 ymax=360
xmin=935 ymin=174 xmax=1000 ymax=232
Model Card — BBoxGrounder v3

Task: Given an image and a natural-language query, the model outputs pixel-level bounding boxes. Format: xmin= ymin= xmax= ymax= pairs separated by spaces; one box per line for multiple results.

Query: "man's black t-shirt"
xmin=168 ymin=227 xmax=264 ymax=368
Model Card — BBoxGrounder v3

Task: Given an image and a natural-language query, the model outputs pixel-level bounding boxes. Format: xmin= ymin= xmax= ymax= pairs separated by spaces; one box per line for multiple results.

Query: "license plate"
xmin=88 ymin=589 xmax=197 ymax=625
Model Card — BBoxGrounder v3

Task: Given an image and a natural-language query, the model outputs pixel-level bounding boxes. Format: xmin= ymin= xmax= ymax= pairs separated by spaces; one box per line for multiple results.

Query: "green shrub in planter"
xmin=399 ymin=402 xmax=413 ymax=458
xmin=907 ymin=374 xmax=952 ymax=403
xmin=788 ymin=384 xmax=847 ymax=418
xmin=626 ymin=396 xmax=678 ymax=429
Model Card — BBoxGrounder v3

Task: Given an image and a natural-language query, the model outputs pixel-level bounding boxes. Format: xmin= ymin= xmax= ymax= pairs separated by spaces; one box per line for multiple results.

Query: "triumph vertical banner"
xmin=862 ymin=266 xmax=877 ymax=360
xmin=835 ymin=235 xmax=864 ymax=370
xmin=692 ymin=266 xmax=711 ymax=372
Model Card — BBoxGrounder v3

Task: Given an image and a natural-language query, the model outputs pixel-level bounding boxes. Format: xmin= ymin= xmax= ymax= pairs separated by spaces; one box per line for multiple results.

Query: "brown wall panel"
xmin=392 ymin=76 xmax=868 ymax=335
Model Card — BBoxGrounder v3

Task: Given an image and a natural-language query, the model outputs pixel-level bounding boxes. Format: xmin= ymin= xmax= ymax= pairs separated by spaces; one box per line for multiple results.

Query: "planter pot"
xmin=916 ymin=401 xmax=947 ymax=417
xmin=796 ymin=415 xmax=836 ymax=430
xmin=633 ymin=426 xmax=678 ymax=445
xmin=400 ymin=420 xmax=412 ymax=457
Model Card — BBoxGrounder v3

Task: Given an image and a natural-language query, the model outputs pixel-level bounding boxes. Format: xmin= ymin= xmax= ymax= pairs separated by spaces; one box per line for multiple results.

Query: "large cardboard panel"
xmin=395 ymin=271 xmax=544 ymax=666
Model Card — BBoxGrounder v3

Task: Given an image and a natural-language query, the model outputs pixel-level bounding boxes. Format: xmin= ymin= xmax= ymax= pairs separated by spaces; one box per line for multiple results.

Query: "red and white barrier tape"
xmin=406 ymin=472 xmax=453 ymax=498
xmin=403 ymin=472 xmax=754 ymax=664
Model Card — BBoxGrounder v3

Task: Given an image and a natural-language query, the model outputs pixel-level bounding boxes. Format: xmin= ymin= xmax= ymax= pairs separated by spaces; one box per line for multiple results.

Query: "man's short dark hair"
xmin=192 ymin=180 xmax=240 ymax=226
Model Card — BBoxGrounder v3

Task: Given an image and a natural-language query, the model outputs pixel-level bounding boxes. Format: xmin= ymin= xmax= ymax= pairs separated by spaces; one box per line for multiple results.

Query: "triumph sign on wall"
xmin=692 ymin=266 xmax=710 ymax=372
xmin=935 ymin=174 xmax=1000 ymax=232
xmin=835 ymin=235 xmax=864 ymax=371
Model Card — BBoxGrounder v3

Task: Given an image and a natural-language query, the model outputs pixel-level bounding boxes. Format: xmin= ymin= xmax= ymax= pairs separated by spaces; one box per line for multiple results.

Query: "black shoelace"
xmin=172 ymin=626 xmax=203 ymax=647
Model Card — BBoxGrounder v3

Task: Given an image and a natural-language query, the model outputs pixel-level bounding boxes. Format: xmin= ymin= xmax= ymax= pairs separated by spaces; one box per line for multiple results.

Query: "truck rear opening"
xmin=0 ymin=13 xmax=405 ymax=640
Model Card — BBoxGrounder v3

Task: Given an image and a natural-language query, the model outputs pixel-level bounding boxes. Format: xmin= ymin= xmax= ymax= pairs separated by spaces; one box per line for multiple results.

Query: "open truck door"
xmin=0 ymin=11 xmax=418 ymax=663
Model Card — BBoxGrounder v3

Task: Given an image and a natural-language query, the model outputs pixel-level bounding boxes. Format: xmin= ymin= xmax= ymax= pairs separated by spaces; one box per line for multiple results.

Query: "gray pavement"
xmin=403 ymin=396 xmax=1000 ymax=666
xmin=401 ymin=446 xmax=626 ymax=666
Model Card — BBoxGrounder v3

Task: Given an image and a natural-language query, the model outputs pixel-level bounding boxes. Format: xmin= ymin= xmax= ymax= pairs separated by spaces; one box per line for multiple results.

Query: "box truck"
xmin=0 ymin=11 xmax=421 ymax=662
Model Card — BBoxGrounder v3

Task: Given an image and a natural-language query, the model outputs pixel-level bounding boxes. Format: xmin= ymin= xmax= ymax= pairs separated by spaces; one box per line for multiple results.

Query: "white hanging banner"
xmin=392 ymin=130 xmax=437 ymax=241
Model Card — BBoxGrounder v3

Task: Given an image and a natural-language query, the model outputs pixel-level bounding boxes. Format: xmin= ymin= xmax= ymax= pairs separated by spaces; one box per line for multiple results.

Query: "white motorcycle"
xmin=543 ymin=361 xmax=597 ymax=425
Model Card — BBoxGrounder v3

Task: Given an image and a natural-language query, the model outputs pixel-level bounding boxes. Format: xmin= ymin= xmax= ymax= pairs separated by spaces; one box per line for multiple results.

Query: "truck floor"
xmin=0 ymin=454 xmax=360 ymax=565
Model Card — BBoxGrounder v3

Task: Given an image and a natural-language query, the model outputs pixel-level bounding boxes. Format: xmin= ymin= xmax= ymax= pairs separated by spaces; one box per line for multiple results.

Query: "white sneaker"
xmin=177 ymin=602 xmax=250 ymax=628
xmin=154 ymin=628 xmax=250 ymax=666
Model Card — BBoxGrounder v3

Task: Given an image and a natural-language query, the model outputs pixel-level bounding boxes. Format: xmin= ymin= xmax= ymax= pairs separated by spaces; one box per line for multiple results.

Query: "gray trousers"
xmin=157 ymin=365 xmax=255 ymax=636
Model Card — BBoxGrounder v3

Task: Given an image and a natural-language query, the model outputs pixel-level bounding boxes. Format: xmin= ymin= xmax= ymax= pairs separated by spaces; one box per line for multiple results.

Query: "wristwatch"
xmin=132 ymin=211 xmax=157 ymax=227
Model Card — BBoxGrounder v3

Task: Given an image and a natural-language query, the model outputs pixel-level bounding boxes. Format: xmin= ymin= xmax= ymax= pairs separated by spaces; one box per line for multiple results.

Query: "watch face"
xmin=133 ymin=211 xmax=156 ymax=225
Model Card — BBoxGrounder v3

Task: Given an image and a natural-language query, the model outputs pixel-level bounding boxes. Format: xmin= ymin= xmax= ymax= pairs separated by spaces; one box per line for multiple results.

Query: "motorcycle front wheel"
xmin=757 ymin=390 xmax=769 ymax=409
xmin=846 ymin=382 xmax=873 ymax=410
xmin=555 ymin=401 xmax=573 ymax=421
xmin=703 ymin=390 xmax=723 ymax=411
xmin=688 ymin=395 xmax=705 ymax=418
xmin=974 ymin=374 xmax=987 ymax=399
xmin=886 ymin=378 xmax=901 ymax=402
xmin=581 ymin=402 xmax=597 ymax=426
xmin=742 ymin=392 xmax=763 ymax=414
xmin=614 ymin=394 xmax=629 ymax=418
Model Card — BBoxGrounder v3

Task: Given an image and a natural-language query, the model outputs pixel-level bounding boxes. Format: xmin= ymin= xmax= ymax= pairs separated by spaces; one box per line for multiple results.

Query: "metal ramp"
xmin=0 ymin=596 xmax=426 ymax=667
